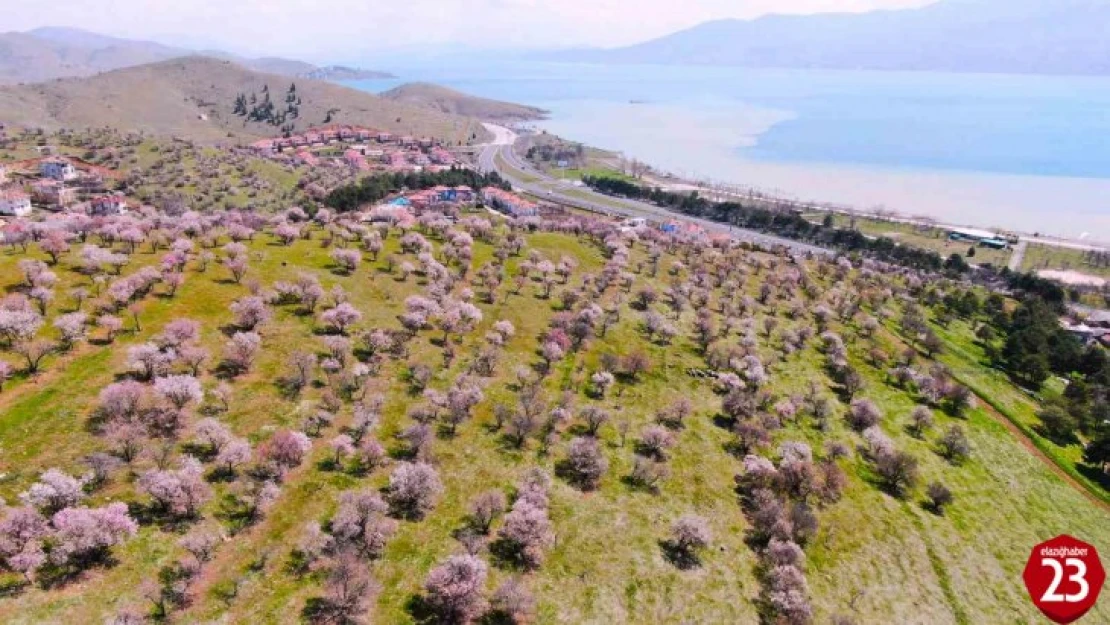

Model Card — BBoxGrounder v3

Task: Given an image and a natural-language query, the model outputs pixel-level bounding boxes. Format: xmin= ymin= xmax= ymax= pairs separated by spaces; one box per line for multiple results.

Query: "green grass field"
xmin=0 ymin=221 xmax=1106 ymax=624
xmin=809 ymin=214 xmax=1014 ymax=268
xmin=1021 ymin=243 xmax=1110 ymax=280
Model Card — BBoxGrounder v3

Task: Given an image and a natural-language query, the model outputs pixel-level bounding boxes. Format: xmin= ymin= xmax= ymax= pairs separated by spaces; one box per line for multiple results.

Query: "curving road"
xmin=477 ymin=124 xmax=831 ymax=255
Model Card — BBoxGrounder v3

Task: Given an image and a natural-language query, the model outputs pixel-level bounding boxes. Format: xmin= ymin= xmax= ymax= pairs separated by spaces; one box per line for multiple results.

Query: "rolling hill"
xmin=554 ymin=0 xmax=1110 ymax=76
xmin=0 ymin=57 xmax=489 ymax=144
xmin=0 ymin=27 xmax=389 ymax=84
xmin=380 ymin=82 xmax=547 ymax=122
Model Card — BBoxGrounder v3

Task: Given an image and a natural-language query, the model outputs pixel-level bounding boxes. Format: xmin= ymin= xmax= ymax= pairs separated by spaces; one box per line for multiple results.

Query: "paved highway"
xmin=477 ymin=124 xmax=831 ymax=256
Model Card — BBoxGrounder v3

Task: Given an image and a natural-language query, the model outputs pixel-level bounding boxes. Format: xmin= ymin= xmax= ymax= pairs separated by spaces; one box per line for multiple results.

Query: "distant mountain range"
xmin=552 ymin=0 xmax=1110 ymax=76
xmin=0 ymin=27 xmax=391 ymax=84
xmin=301 ymin=66 xmax=396 ymax=81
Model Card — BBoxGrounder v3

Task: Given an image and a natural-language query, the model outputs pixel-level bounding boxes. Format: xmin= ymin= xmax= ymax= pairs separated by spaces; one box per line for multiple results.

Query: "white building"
xmin=0 ymin=189 xmax=32 ymax=217
xmin=40 ymin=158 xmax=78 ymax=182
xmin=0 ymin=164 xmax=7 ymax=185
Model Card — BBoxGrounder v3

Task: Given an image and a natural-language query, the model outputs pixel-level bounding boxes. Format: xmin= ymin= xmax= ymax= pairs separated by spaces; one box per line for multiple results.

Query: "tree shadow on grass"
xmin=658 ymin=539 xmax=701 ymax=570
xmin=403 ymin=594 xmax=440 ymax=625
xmin=1076 ymin=463 xmax=1110 ymax=492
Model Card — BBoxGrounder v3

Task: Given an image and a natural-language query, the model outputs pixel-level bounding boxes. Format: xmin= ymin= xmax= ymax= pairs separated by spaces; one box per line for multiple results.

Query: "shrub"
xmin=874 ymin=450 xmax=919 ymax=497
xmin=937 ymin=425 xmax=971 ymax=464
xmin=846 ymin=399 xmax=882 ymax=432
xmin=926 ymin=481 xmax=954 ymax=514
xmin=670 ymin=514 xmax=711 ymax=555
xmin=637 ymin=425 xmax=675 ymax=461
xmin=490 ymin=578 xmax=535 ymax=624
xmin=907 ymin=406 xmax=934 ymax=438
xmin=468 ymin=491 xmax=506 ymax=534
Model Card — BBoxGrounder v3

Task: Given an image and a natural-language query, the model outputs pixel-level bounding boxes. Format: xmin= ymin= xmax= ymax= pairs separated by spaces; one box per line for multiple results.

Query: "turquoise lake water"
xmin=345 ymin=62 xmax=1110 ymax=239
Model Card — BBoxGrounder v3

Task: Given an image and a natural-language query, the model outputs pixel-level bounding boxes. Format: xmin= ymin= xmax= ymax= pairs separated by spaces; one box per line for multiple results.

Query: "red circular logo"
xmin=1023 ymin=535 xmax=1105 ymax=624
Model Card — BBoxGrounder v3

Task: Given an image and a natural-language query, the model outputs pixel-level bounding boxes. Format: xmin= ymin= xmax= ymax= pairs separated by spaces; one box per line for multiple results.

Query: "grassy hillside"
xmin=380 ymin=82 xmax=547 ymax=122
xmin=0 ymin=210 xmax=1104 ymax=623
xmin=0 ymin=57 xmax=489 ymax=144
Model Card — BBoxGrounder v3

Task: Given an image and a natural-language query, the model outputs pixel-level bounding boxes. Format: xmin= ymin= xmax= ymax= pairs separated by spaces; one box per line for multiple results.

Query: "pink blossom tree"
xmin=562 ymin=437 xmax=607 ymax=490
xmin=330 ymin=248 xmax=362 ymax=274
xmin=423 ymin=554 xmax=488 ymax=623
xmin=53 ymin=312 xmax=88 ymax=348
xmin=19 ymin=469 xmax=88 ymax=513
xmin=154 ymin=375 xmax=204 ymax=410
xmin=320 ymin=303 xmax=362 ymax=335
xmin=222 ymin=331 xmax=261 ymax=374
xmin=263 ymin=430 xmax=312 ymax=476
xmin=138 ymin=457 xmax=211 ymax=519
xmin=230 ymin=296 xmax=271 ymax=330
xmin=386 ymin=462 xmax=443 ymax=519
xmin=330 ymin=489 xmax=397 ymax=559
xmin=48 ymin=502 xmax=138 ymax=569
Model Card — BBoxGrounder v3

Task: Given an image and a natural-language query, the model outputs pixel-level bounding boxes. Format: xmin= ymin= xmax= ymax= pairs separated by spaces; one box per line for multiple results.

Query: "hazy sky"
xmin=4 ymin=0 xmax=937 ymax=61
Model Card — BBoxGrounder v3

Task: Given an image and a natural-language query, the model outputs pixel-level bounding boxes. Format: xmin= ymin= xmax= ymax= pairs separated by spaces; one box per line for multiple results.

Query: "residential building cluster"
xmin=247 ymin=125 xmax=458 ymax=174
xmin=0 ymin=156 xmax=127 ymax=217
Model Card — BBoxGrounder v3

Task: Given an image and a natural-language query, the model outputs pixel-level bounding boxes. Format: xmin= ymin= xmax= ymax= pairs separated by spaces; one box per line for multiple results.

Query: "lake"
xmin=344 ymin=61 xmax=1110 ymax=241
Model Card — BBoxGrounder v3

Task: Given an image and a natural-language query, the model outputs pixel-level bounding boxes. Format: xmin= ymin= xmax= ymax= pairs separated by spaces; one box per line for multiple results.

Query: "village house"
xmin=40 ymin=157 xmax=79 ymax=182
xmin=408 ymin=189 xmax=439 ymax=209
xmin=249 ymin=139 xmax=275 ymax=156
xmin=30 ymin=179 xmax=78 ymax=208
xmin=452 ymin=186 xmax=474 ymax=202
xmin=0 ymin=189 xmax=32 ymax=217
xmin=377 ymin=132 xmax=394 ymax=143
xmin=294 ymin=151 xmax=319 ymax=167
xmin=0 ymin=164 xmax=7 ymax=185
xmin=89 ymin=193 xmax=128 ymax=216
xmin=344 ymin=149 xmax=370 ymax=171
xmin=481 ymin=187 xmax=538 ymax=217
xmin=429 ymin=148 xmax=455 ymax=165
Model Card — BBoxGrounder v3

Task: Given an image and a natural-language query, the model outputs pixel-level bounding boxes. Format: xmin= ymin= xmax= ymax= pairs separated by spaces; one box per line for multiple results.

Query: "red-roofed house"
xmin=89 ymin=193 xmax=128 ymax=216
xmin=250 ymin=139 xmax=275 ymax=156
xmin=481 ymin=187 xmax=538 ymax=217
xmin=295 ymin=151 xmax=319 ymax=167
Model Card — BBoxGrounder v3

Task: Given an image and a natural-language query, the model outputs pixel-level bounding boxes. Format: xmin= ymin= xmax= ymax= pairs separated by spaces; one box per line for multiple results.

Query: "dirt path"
xmin=974 ymin=397 xmax=1110 ymax=513
xmin=879 ymin=325 xmax=1110 ymax=513
xmin=1007 ymin=240 xmax=1028 ymax=272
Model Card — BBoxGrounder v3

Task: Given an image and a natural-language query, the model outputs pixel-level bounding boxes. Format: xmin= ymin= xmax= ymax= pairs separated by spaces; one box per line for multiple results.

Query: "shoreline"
xmin=508 ymin=120 xmax=1110 ymax=254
